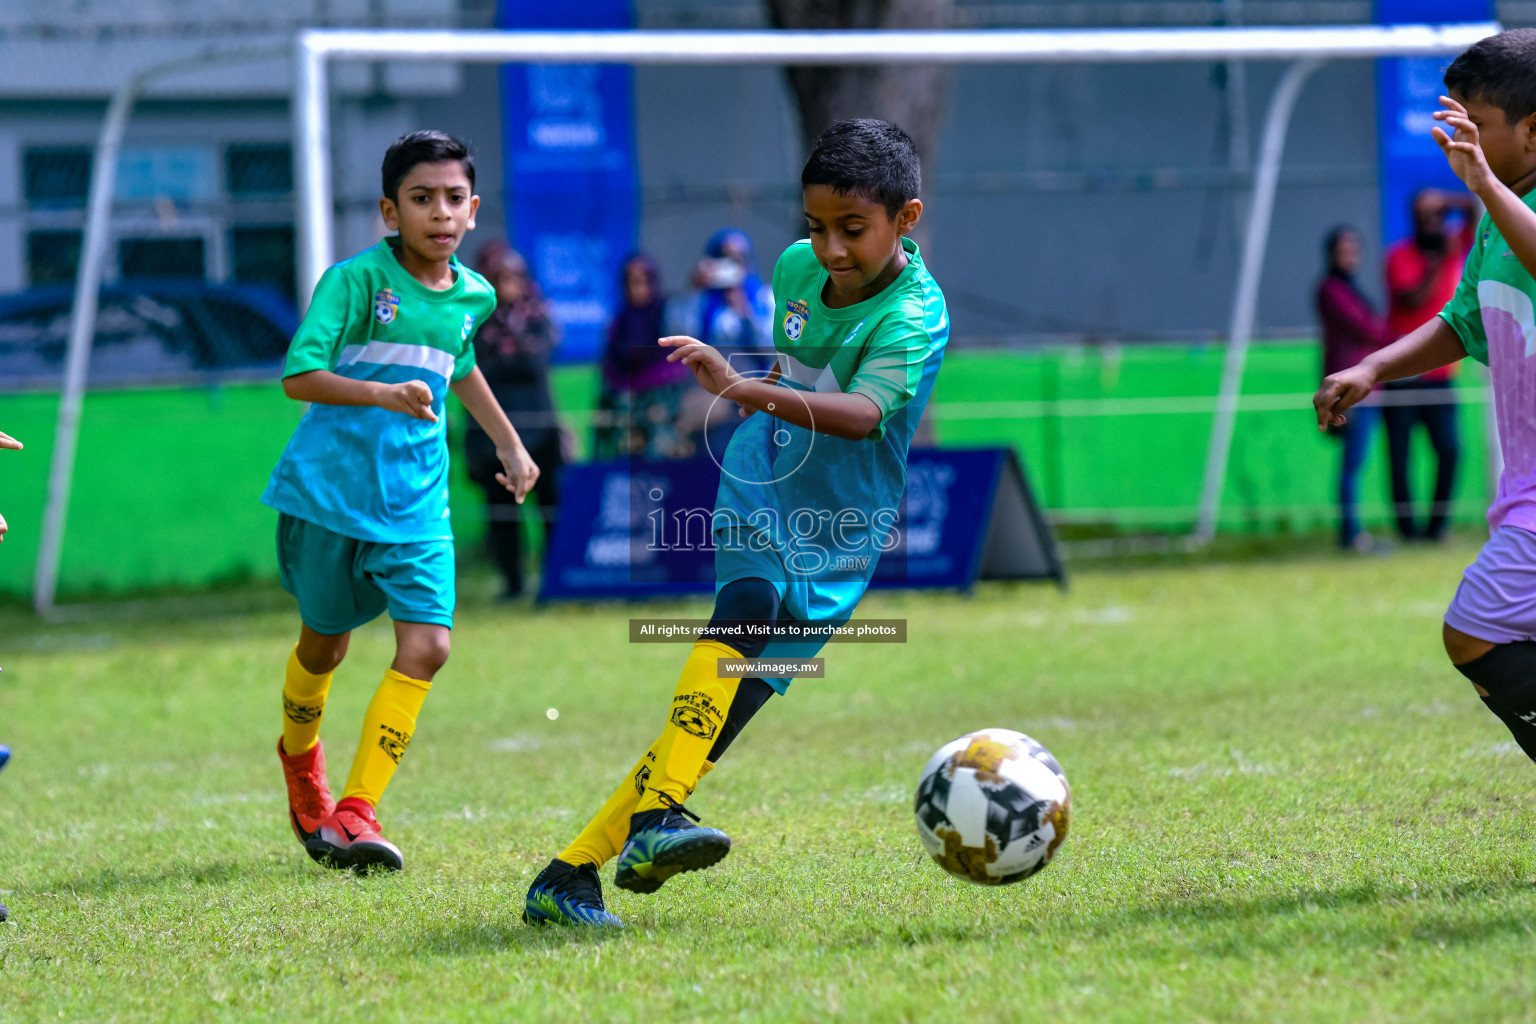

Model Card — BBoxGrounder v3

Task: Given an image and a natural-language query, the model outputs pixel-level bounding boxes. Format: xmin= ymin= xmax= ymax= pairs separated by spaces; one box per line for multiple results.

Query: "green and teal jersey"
xmin=1439 ymin=193 xmax=1536 ymax=534
xmin=714 ymin=237 xmax=949 ymax=623
xmin=261 ymin=238 xmax=496 ymax=544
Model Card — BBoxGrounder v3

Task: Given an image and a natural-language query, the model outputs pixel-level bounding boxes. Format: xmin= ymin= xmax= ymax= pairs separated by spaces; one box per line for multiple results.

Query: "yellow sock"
xmin=341 ymin=668 xmax=431 ymax=807
xmin=281 ymin=646 xmax=333 ymax=755
xmin=559 ymin=745 xmax=717 ymax=870
xmin=636 ymin=640 xmax=742 ymax=812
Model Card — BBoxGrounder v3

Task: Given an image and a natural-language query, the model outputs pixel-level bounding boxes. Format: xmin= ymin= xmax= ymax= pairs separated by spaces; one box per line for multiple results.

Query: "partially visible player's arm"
xmin=732 ymin=380 xmax=882 ymax=441
xmin=0 ymin=429 xmax=18 ymax=542
xmin=282 ymin=370 xmax=437 ymax=422
xmin=659 ymin=337 xmax=881 ymax=440
xmin=1313 ymin=317 xmax=1466 ymax=430
xmin=450 ymin=367 xmax=540 ymax=502
xmin=1434 ymin=96 xmax=1536 ymax=279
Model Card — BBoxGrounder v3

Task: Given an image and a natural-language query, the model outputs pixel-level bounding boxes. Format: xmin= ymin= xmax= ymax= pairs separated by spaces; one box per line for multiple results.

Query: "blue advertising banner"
xmin=538 ymin=449 xmax=1065 ymax=602
xmin=1374 ymin=0 xmax=1492 ymax=247
xmin=496 ymin=0 xmax=636 ymax=364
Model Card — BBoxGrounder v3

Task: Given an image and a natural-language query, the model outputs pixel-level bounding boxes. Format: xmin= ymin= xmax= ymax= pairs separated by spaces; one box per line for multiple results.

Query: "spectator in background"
xmin=594 ymin=254 xmax=690 ymax=460
xmin=464 ymin=242 xmax=563 ymax=598
xmin=1318 ymin=226 xmax=1391 ymax=551
xmin=672 ymin=228 xmax=775 ymax=457
xmin=1382 ymin=189 xmax=1475 ymax=542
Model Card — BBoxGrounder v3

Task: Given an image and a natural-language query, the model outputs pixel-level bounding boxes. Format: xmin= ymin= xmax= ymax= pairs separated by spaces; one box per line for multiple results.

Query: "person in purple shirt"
xmin=595 ymin=253 xmax=692 ymax=460
xmin=1316 ymin=226 xmax=1391 ymax=551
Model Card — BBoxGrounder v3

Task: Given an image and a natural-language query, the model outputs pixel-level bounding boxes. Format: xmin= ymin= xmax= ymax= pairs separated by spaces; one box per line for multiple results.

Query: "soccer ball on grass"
xmin=913 ymin=728 xmax=1070 ymax=885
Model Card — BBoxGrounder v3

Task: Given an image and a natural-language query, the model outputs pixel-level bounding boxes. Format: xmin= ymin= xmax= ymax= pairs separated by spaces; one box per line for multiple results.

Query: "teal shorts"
xmin=277 ymin=513 xmax=455 ymax=635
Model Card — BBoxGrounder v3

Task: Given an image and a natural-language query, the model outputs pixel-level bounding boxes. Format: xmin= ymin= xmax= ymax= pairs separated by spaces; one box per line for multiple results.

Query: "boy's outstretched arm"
xmin=1434 ymin=96 xmax=1536 ymax=277
xmin=660 ymin=336 xmax=882 ymax=441
xmin=283 ymin=369 xmax=438 ymax=422
xmin=450 ymin=367 xmax=540 ymax=502
xmin=0 ymin=429 xmax=17 ymax=543
xmin=1313 ymin=317 xmax=1467 ymax=430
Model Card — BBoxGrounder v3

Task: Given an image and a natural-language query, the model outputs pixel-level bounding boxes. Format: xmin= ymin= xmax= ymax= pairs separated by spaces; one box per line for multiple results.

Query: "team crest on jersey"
xmin=462 ymin=312 xmax=476 ymax=339
xmin=784 ymin=299 xmax=810 ymax=341
xmin=373 ymin=288 xmax=400 ymax=325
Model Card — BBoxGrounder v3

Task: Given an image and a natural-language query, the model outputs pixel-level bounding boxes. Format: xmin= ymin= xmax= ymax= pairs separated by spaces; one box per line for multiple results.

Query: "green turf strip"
xmin=2 ymin=543 xmax=1534 ymax=1021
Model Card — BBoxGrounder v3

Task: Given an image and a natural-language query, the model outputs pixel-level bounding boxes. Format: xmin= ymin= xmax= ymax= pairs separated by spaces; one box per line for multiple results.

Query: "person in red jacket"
xmin=1318 ymin=227 xmax=1392 ymax=550
xmin=1382 ymin=189 xmax=1477 ymax=541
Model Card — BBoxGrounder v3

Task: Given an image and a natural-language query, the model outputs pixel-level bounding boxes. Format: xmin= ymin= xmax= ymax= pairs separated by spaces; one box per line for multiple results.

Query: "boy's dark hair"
xmin=381 ymin=130 xmax=474 ymax=202
xmin=1444 ymin=29 xmax=1536 ymax=123
xmin=800 ymin=119 xmax=920 ymax=218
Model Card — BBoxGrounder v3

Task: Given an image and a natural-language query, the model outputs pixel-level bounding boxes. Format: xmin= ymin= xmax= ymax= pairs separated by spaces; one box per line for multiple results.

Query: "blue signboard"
xmin=538 ymin=449 xmax=1064 ymax=602
xmin=497 ymin=0 xmax=637 ymax=363
xmin=1374 ymin=0 xmax=1493 ymax=246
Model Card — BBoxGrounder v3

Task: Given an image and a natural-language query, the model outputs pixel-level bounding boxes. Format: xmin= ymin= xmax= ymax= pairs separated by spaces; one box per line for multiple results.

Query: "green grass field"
xmin=3 ymin=544 xmax=1536 ymax=1022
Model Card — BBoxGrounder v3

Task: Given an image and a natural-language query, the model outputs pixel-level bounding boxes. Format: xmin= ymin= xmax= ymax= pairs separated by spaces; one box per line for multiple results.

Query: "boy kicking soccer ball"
xmin=1315 ymin=30 xmax=1536 ymax=775
xmin=523 ymin=119 xmax=948 ymax=926
xmin=264 ymin=130 xmax=537 ymax=872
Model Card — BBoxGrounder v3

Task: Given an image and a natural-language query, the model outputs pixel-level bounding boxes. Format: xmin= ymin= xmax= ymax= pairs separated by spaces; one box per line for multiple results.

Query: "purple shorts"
xmin=1445 ymin=526 xmax=1536 ymax=643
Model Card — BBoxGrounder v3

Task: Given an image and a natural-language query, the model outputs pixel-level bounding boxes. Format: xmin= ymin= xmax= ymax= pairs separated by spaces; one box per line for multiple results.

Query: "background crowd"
xmin=1317 ymin=189 xmax=1473 ymax=552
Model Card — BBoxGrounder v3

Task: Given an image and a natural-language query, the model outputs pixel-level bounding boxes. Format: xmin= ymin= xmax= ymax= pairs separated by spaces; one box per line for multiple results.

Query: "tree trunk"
xmin=766 ymin=0 xmax=954 ymax=219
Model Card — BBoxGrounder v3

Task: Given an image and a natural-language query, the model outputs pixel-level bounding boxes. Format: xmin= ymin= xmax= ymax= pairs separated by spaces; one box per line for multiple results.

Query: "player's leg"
xmin=274 ymin=514 xmax=381 ymax=850
xmin=1423 ymin=389 xmax=1460 ymax=542
xmin=308 ymin=538 xmax=453 ymax=873
xmin=611 ymin=577 xmax=785 ymax=894
xmin=525 ymin=578 xmax=780 ymax=924
xmin=278 ymin=624 xmax=347 ymax=844
xmin=1443 ymin=528 xmax=1536 ymax=761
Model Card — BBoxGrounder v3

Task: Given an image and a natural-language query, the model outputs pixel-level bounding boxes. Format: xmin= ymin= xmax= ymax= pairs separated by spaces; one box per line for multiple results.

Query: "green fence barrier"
xmin=0 ymin=341 xmax=1494 ymax=598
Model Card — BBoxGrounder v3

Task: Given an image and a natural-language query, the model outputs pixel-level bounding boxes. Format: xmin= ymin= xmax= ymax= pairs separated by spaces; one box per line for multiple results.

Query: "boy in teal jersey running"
xmin=525 ymin=119 xmax=948 ymax=926
xmin=265 ymin=130 xmax=538 ymax=873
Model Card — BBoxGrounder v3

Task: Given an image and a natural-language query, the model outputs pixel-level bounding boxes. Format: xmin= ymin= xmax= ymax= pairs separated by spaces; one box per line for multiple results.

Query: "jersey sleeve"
xmin=1437 ymin=216 xmax=1489 ymax=365
xmin=847 ymin=317 xmax=932 ymax=442
xmin=283 ymin=264 xmax=361 ymax=378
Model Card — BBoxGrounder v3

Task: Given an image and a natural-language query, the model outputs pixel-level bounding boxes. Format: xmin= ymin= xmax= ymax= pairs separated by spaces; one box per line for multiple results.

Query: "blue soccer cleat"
xmin=614 ymin=795 xmax=731 ymax=895
xmin=0 ymin=745 xmax=10 ymax=773
xmin=523 ymin=858 xmax=624 ymax=927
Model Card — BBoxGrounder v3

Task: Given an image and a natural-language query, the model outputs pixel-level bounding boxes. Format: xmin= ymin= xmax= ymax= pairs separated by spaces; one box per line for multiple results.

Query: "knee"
xmin=398 ymin=629 xmax=451 ymax=678
xmin=1443 ymin=622 xmax=1494 ymax=667
xmin=714 ymin=579 xmax=779 ymax=623
xmin=296 ymin=632 xmax=349 ymax=674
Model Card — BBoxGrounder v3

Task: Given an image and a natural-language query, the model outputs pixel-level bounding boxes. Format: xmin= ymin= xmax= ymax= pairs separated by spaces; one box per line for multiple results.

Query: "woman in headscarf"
xmin=1317 ymin=225 xmax=1391 ymax=552
xmin=464 ymin=241 xmax=564 ymax=597
xmin=673 ymin=228 xmax=775 ymax=457
xmin=594 ymin=253 xmax=691 ymax=460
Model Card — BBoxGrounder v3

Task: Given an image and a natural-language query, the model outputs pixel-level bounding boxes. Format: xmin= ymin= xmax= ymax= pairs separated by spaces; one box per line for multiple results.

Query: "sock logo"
xmin=633 ymin=764 xmax=652 ymax=795
xmin=670 ymin=690 xmax=724 ymax=740
xmin=670 ymin=705 xmax=718 ymax=740
xmin=377 ymin=724 xmax=412 ymax=764
xmin=283 ymin=696 xmax=323 ymax=724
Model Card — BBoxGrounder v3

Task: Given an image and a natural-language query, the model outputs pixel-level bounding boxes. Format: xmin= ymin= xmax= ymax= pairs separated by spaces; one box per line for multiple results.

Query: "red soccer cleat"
xmin=306 ymin=797 xmax=404 ymax=873
xmin=277 ymin=737 xmax=335 ymax=846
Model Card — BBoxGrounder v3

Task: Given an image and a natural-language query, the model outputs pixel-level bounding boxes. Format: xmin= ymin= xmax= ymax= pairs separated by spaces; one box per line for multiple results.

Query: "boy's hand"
xmin=660 ymin=336 xmax=745 ymax=397
xmin=1433 ymin=96 xmax=1497 ymax=197
xmin=1 ymin=430 xmax=18 ymax=541
xmin=496 ymin=443 xmax=540 ymax=504
xmin=1313 ymin=365 xmax=1376 ymax=430
xmin=378 ymin=380 xmax=438 ymax=422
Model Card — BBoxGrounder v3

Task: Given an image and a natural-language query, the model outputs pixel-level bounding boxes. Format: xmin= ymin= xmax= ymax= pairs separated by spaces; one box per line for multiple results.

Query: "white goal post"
xmin=30 ymin=23 xmax=1501 ymax=615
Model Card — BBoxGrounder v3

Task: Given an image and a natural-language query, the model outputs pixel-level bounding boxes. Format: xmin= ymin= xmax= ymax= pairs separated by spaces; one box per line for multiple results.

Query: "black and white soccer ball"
xmin=913 ymin=728 xmax=1071 ymax=885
